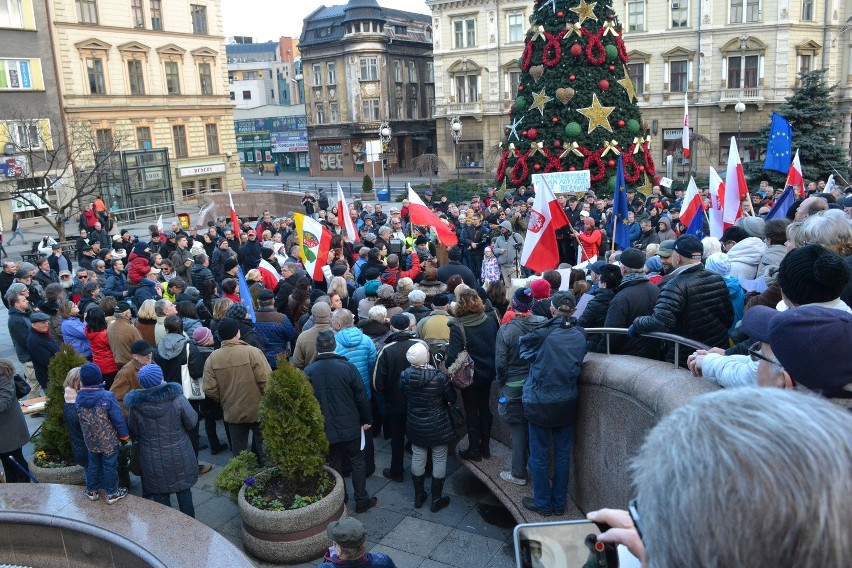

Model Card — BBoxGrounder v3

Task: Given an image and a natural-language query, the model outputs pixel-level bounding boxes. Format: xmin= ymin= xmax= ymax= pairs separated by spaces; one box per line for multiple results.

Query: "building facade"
xmin=46 ymin=0 xmax=240 ymax=211
xmin=300 ymin=0 xmax=436 ymax=177
xmin=428 ymin=0 xmax=852 ymax=182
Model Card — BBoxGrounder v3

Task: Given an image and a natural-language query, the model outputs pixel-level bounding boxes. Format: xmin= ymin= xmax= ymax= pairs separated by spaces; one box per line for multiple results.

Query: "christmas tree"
xmin=496 ymin=0 xmax=655 ymax=196
xmin=745 ymin=70 xmax=849 ymax=185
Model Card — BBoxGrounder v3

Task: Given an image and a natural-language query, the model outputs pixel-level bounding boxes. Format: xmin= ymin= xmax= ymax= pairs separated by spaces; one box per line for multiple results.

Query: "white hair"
xmin=701 ymin=236 xmax=722 ymax=260
xmin=367 ymin=305 xmax=387 ymax=322
xmin=407 ymin=289 xmax=427 ymax=305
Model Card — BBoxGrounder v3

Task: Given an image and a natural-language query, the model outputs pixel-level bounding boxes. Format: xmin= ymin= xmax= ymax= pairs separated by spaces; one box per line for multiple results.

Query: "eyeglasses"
xmin=627 ymin=498 xmax=643 ymax=541
xmin=78 ymin=275 xmax=88 ymax=280
xmin=748 ymin=342 xmax=781 ymax=366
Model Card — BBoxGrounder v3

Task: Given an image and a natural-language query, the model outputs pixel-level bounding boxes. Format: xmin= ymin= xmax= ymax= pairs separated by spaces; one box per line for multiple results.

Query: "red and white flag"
xmin=682 ymin=93 xmax=690 ymax=158
xmin=407 ymin=185 xmax=458 ymax=246
xmin=786 ymin=149 xmax=804 ymax=198
xmin=678 ymin=176 xmax=703 ymax=228
xmin=229 ymin=191 xmax=241 ymax=239
xmin=336 ymin=182 xmax=358 ymax=242
xmin=723 ymin=137 xmax=747 ymax=229
xmin=708 ymin=167 xmax=726 ymax=239
xmin=257 ymin=258 xmax=282 ymax=291
xmin=520 ymin=177 xmax=569 ymax=274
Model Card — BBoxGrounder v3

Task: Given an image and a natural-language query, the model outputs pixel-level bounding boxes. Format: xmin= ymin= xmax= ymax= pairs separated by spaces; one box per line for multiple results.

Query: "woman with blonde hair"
xmin=135 ymin=299 xmax=158 ymax=347
xmin=328 ymin=276 xmax=354 ymax=313
xmin=210 ymin=297 xmax=233 ymax=347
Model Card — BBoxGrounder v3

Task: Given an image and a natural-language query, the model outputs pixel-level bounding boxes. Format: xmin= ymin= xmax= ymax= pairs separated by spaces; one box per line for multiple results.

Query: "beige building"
xmin=428 ymin=0 xmax=852 ymax=181
xmin=46 ymin=0 xmax=240 ymax=211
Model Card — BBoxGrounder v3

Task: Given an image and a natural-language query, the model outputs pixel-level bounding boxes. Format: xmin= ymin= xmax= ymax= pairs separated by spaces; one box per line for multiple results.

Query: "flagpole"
xmin=611 ymin=216 xmax=617 ymax=252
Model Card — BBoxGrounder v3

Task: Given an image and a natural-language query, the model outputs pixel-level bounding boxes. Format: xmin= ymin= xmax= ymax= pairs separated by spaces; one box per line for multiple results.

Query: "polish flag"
xmin=229 ymin=191 xmax=241 ymax=239
xmin=407 ymin=185 xmax=458 ymax=246
xmin=786 ymin=149 xmax=804 ymax=198
xmin=682 ymin=93 xmax=690 ymax=158
xmin=708 ymin=167 xmax=726 ymax=239
xmin=520 ymin=177 xmax=569 ymax=274
xmin=679 ymin=176 xmax=704 ymax=236
xmin=257 ymin=258 xmax=282 ymax=291
xmin=336 ymin=182 xmax=358 ymax=242
xmin=723 ymin=137 xmax=747 ymax=229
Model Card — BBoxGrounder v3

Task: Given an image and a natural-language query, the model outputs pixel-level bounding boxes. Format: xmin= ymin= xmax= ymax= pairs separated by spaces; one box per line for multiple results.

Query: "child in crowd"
xmin=481 ymin=246 xmax=501 ymax=284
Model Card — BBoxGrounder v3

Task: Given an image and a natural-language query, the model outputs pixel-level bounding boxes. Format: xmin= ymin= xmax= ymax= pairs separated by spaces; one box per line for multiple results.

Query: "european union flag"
xmin=611 ymin=154 xmax=631 ymax=250
xmin=765 ymin=186 xmax=794 ymax=220
xmin=237 ymin=266 xmax=257 ymax=322
xmin=763 ymin=113 xmax=792 ymax=173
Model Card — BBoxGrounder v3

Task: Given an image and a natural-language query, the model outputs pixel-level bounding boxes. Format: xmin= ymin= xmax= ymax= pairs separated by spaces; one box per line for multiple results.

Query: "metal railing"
xmin=583 ymin=328 xmax=710 ymax=369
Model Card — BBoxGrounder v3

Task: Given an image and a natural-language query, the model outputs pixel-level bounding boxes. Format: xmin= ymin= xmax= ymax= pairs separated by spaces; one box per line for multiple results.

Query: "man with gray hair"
xmin=154 ymin=298 xmax=177 ymax=344
xmin=292 ymin=302 xmax=333 ymax=369
xmin=589 ymin=387 xmax=852 ymax=566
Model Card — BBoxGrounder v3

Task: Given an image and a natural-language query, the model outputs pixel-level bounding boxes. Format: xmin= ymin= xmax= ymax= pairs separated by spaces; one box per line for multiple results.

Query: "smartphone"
xmin=513 ymin=520 xmax=619 ymax=568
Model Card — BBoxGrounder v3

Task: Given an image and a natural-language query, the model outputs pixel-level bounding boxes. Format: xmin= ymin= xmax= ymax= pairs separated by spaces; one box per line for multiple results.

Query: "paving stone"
xmin=379 ymin=517 xmax=452 ymax=557
xmin=418 ymin=560 xmax=454 ymax=568
xmin=484 ymin=542 xmax=518 ymax=568
xmin=374 ymin=478 xmax=476 ymax=527
xmin=455 ymin=506 xmax=514 ymax=543
xmin=194 ymin=495 xmax=239 ymax=530
xmin=351 ymin=505 xmax=406 ymax=542
xmin=368 ymin=544 xmax=425 ymax=568
xmin=427 ymin=529 xmax=506 ymax=567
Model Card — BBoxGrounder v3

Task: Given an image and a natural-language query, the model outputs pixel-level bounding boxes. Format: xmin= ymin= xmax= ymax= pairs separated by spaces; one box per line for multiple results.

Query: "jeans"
xmin=509 ymin=422 xmax=529 ymax=479
xmin=149 ymin=489 xmax=195 ymax=518
xmin=227 ymin=422 xmax=263 ymax=465
xmin=86 ymin=449 xmax=119 ymax=494
xmin=8 ymin=227 xmax=25 ymax=244
xmin=528 ymin=422 xmax=574 ymax=512
xmin=328 ymin=438 xmax=370 ymax=509
xmin=386 ymin=413 xmax=407 ymax=476
xmin=412 ymin=444 xmax=447 ymax=478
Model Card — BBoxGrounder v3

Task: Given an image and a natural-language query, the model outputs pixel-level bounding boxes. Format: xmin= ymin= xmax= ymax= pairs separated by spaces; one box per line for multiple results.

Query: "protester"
xmin=0 ymin=359 xmax=31 ymax=483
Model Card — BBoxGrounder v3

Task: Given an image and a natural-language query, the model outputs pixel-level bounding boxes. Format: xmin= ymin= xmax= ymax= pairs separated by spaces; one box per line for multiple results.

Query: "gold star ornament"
xmin=570 ymin=0 xmax=598 ymax=25
xmin=636 ymin=172 xmax=654 ymax=198
xmin=617 ymin=65 xmax=637 ymax=103
xmin=529 ymin=89 xmax=553 ymax=116
xmin=577 ymin=93 xmax=615 ymax=133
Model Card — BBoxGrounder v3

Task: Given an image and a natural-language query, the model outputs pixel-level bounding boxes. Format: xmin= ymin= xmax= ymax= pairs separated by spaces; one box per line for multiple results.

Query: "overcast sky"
xmin=222 ymin=0 xmax=432 ymax=42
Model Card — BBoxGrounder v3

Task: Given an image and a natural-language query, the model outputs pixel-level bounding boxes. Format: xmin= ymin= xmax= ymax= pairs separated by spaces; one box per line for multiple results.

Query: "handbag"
xmin=181 ymin=344 xmax=205 ymax=400
xmin=447 ymin=401 xmax=466 ymax=432
xmin=14 ymin=374 xmax=31 ymax=400
xmin=446 ymin=324 xmax=475 ymax=389
xmin=128 ymin=442 xmax=142 ymax=477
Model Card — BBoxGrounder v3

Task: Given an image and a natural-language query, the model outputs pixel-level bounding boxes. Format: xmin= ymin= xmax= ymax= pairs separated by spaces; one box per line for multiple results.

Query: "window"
xmin=150 ymin=0 xmax=162 ymax=30
xmin=802 ymin=0 xmax=814 ymax=21
xmin=394 ymin=25 xmax=407 ymax=35
xmin=670 ymin=60 xmax=688 ymax=92
xmin=727 ymin=55 xmax=759 ymax=89
xmin=209 ymin=178 xmax=221 ymax=192
xmin=628 ymin=1 xmax=645 ymax=32
xmin=205 ymin=123 xmax=219 ymax=155
xmin=627 ymin=63 xmax=645 ymax=94
xmin=76 ymin=0 xmax=98 ymax=24
xmin=330 ymin=102 xmax=339 ymax=123
xmin=312 ymin=63 xmax=322 ymax=86
xmin=127 ymin=60 xmax=145 ymax=95
xmin=457 ymin=142 xmax=484 ymax=168
xmin=799 ymin=54 xmax=812 ymax=75
xmin=198 ymin=62 xmax=213 ymax=95
xmin=453 ymin=18 xmax=476 ymax=48
xmin=407 ymin=61 xmax=417 ymax=83
xmin=190 ymin=4 xmax=207 ymax=35
xmin=316 ymin=103 xmax=326 ymax=124
xmin=425 ymin=61 xmax=434 ymax=83
xmin=360 ymin=57 xmax=378 ymax=81
xmin=172 ymin=125 xmax=188 ymax=158
xmin=5 ymin=121 xmax=42 ymax=149
xmin=131 ymin=0 xmax=144 ymax=28
xmin=164 ymin=61 xmax=180 ymax=95
xmin=455 ymin=74 xmax=479 ymax=103
xmin=181 ymin=181 xmax=195 ymax=199
xmin=0 ymin=0 xmax=23 ymax=28
xmin=671 ymin=0 xmax=688 ymax=28
xmin=408 ymin=97 xmax=417 ymax=120
xmin=361 ymin=98 xmax=380 ymax=121
xmin=87 ymin=58 xmax=106 ymax=94
xmin=229 ymin=91 xmax=235 ymax=100
xmin=0 ymin=59 xmax=41 ymax=90
xmin=136 ymin=126 xmax=152 ymax=149
xmin=508 ymin=71 xmax=521 ymax=97
xmin=730 ymin=0 xmax=760 ymax=23
xmin=508 ymin=13 xmax=524 ymax=43
xmin=242 ymin=90 xmax=251 ymax=99
xmin=327 ymin=62 xmax=336 ymax=85
xmin=394 ymin=60 xmax=402 ymax=82
xmin=95 ymin=128 xmax=113 ymax=152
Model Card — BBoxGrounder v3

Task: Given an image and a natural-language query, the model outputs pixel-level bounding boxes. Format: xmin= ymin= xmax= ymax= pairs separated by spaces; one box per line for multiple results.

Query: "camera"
xmin=514 ymin=521 xmax=627 ymax=568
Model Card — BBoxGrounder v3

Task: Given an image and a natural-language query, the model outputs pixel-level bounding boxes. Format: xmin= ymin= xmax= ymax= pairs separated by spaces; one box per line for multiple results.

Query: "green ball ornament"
xmin=628 ymin=119 xmax=641 ymax=135
xmin=608 ymin=176 xmax=617 ymax=191
xmin=565 ymin=122 xmax=582 ymax=139
xmin=515 ymin=96 xmax=527 ymax=111
xmin=606 ymin=44 xmax=619 ymax=61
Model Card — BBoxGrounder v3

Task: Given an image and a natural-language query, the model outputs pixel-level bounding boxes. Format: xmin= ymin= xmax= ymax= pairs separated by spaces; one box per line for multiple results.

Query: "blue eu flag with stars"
xmin=611 ymin=154 xmax=631 ymax=250
xmin=763 ymin=113 xmax=792 ymax=173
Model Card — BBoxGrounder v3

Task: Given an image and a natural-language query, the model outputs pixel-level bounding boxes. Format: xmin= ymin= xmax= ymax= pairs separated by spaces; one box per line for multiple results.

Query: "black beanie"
xmin=777 ymin=244 xmax=851 ymax=305
xmin=223 ymin=258 xmax=239 ymax=272
xmin=217 ymin=317 xmax=240 ymax=341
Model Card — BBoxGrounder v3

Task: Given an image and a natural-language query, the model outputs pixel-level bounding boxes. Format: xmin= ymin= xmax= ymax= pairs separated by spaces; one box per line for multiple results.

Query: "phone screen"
xmin=513 ymin=520 xmax=618 ymax=568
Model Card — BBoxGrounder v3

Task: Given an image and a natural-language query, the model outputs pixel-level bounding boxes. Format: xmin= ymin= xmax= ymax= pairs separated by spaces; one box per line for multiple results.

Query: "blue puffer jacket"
xmin=723 ymin=274 xmax=745 ymax=337
xmin=62 ymin=317 xmax=91 ymax=358
xmin=133 ymin=278 xmax=159 ymax=306
xmin=104 ymin=269 xmax=128 ymax=299
xmin=125 ymin=382 xmax=198 ymax=495
xmin=334 ymin=326 xmax=377 ymax=400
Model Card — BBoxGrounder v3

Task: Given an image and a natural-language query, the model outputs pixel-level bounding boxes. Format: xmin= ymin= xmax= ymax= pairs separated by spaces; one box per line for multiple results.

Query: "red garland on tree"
xmin=641 ymin=141 xmax=657 ymax=176
xmin=521 ymin=40 xmax=534 ymax=71
xmin=496 ymin=150 xmax=510 ymax=182
xmin=583 ymin=28 xmax=606 ymax=65
xmin=511 ymin=149 xmax=531 ymax=185
xmin=542 ymin=30 xmax=568 ymax=67
xmin=622 ymin=145 xmax=642 ymax=183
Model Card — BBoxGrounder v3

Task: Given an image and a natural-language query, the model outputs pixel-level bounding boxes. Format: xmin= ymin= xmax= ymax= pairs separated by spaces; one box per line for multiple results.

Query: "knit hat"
xmin=363 ymin=267 xmax=381 ymax=281
xmin=133 ymin=242 xmax=149 ymax=256
xmin=223 ymin=258 xmax=239 ymax=273
xmin=137 ymin=364 xmax=164 ymax=389
xmin=415 ymin=235 xmax=428 ymax=246
xmin=364 ymin=280 xmax=381 ymax=297
xmin=377 ymin=284 xmax=395 ymax=300
xmin=316 ymin=329 xmax=336 ymax=353
xmin=331 ymin=265 xmax=348 ymax=277
xmin=619 ymin=248 xmax=645 ymax=270
xmin=645 ymin=256 xmax=663 ymax=273
xmin=448 ymin=246 xmax=463 ymax=261
xmin=390 ymin=313 xmax=411 ymax=331
xmin=311 ymin=302 xmax=332 ymax=323
xmin=704 ymin=252 xmax=732 ymax=277
xmin=777 ymin=244 xmax=850 ymax=305
xmin=737 ymin=216 xmax=766 ymax=239
xmin=511 ymin=288 xmax=535 ymax=313
xmin=217 ymin=317 xmax=240 ymax=341
xmin=583 ymin=217 xmax=596 ymax=227
xmin=228 ymin=303 xmax=249 ymax=321
xmin=79 ymin=363 xmax=103 ymax=387
xmin=432 ymin=293 xmax=449 ymax=307
xmin=529 ymin=278 xmax=551 ymax=300
xmin=192 ymin=327 xmax=213 ymax=345
xmin=406 ymin=342 xmax=429 ymax=367
xmin=261 ymin=247 xmax=273 ymax=260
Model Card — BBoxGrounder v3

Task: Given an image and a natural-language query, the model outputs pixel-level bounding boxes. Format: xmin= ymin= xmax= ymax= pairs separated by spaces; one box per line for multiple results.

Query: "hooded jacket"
xmin=191 ymin=262 xmax=215 ymax=291
xmin=254 ymin=307 xmax=297 ymax=368
xmin=727 ymin=237 xmax=766 ymax=281
xmin=104 ymin=268 xmax=128 ymax=299
xmin=757 ymin=244 xmax=786 ymax=276
xmin=334 ymin=326 xmax=377 ymax=400
xmin=380 ymin=253 xmax=421 ymax=287
xmin=86 ymin=327 xmax=118 ymax=375
xmin=127 ymin=251 xmax=152 ymax=284
xmin=154 ymin=333 xmax=188 ymax=383
xmin=305 ymin=353 xmax=372 ymax=445
xmin=400 ymin=366 xmax=457 ymax=448
xmin=75 ymin=386 xmax=129 ymax=454
xmin=133 ymin=278 xmax=159 ymax=306
xmin=656 ymin=217 xmax=678 ymax=241
xmin=495 ymin=314 xmax=548 ymax=386
xmin=125 ymin=382 xmax=198 ymax=494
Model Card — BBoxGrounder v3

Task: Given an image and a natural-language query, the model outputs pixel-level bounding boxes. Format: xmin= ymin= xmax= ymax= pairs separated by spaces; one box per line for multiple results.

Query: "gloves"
xmin=626 ymin=325 xmax=637 ymax=338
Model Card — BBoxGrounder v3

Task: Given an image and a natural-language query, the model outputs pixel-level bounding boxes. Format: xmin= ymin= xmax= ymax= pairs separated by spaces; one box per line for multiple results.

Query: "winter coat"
xmin=203 ymin=339 xmax=271 ymax=424
xmin=64 ymin=396 xmax=88 ymax=467
xmin=495 ymin=315 xmax=548 ymax=386
xmin=400 ymin=366 xmax=457 ymax=448
xmin=48 ymin=252 xmax=73 ymax=276
xmin=446 ymin=313 xmax=499 ymax=387
xmin=191 ymin=263 xmax=215 ymax=291
xmin=414 ymin=279 xmax=447 ymax=303
xmin=187 ymin=341 xmax=214 ymax=379
xmin=0 ymin=373 xmax=29 ymax=454
xmin=62 ymin=317 xmax=91 ymax=358
xmin=334 ymin=327 xmax=377 ymax=400
xmin=27 ymin=329 xmax=59 ymax=388
xmin=656 ymin=218 xmax=678 ymax=242
xmin=127 ymin=252 xmax=152 ymax=284
xmin=305 ymin=353 xmax=372 ymax=445
xmin=292 ymin=322 xmax=332 ymax=369
xmin=135 ymin=317 xmax=156 ymax=348
xmin=380 ymin=254 xmax=421 ymax=287
xmin=76 ymin=386 xmax=129 ymax=454
xmin=154 ymin=333 xmax=188 ymax=384
xmin=110 ymin=359 xmax=143 ymax=418
xmin=8 ymin=306 xmax=33 ymax=363
xmin=520 ymin=317 xmax=587 ymax=427
xmin=273 ymin=274 xmax=298 ymax=312
xmin=86 ymin=328 xmax=118 ymax=375
xmin=577 ymin=229 xmax=602 ymax=261
xmin=107 ymin=317 xmax=142 ymax=368
xmin=727 ymin=237 xmax=766 ymax=281
xmin=633 ymin=263 xmax=734 ymax=365
xmin=577 ymin=287 xmax=615 ymax=331
xmin=170 ymin=246 xmax=193 ymax=281
xmin=406 ymin=304 xmax=431 ymax=322
xmin=35 ymin=269 xmax=58 ymax=290
xmin=436 ymin=261 xmax=477 ymax=288
xmin=723 ymin=274 xmax=745 ymax=337
xmin=181 ymin=316 xmax=202 ymax=338
xmin=700 ymin=353 xmax=758 ymax=388
xmin=125 ymin=382 xmax=199 ymax=494
xmin=373 ymin=332 xmax=426 ymax=415
xmin=254 ymin=308 xmax=297 ymax=368
xmin=133 ymin=278 xmax=159 ymax=306
xmin=104 ymin=269 xmax=129 ymax=299
xmin=358 ymin=319 xmax=391 ymax=351
xmin=239 ymin=240 xmax=262 ymax=272
xmin=600 ymin=277 xmax=661 ymax=358
xmin=211 ymin=247 xmax=237 ymax=283
xmin=492 ymin=231 xmax=524 ymax=269
xmin=634 ymin=229 xmax=660 ymax=250
xmin=236 ymin=319 xmax=266 ymax=352
xmin=757 ymin=244 xmax=786 ymax=276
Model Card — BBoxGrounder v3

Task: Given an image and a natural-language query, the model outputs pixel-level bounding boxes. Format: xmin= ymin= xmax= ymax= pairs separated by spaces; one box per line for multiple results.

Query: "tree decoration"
xmin=565 ymin=122 xmax=582 ymax=138
xmin=556 ymin=87 xmax=575 ymax=104
xmin=577 ymin=93 xmax=615 ymax=133
xmin=529 ymin=65 xmax=545 ymax=82
xmin=542 ymin=30 xmax=568 ymax=67
xmin=529 ymin=89 xmax=554 ymax=116
xmin=599 ymin=79 xmax=610 ymax=91
xmin=605 ymin=44 xmax=619 ymax=60
xmin=570 ymin=44 xmax=583 ymax=57
xmin=570 ymin=0 xmax=598 ymax=24
xmin=515 ymin=95 xmax=528 ymax=112
xmin=506 ymin=116 xmax=524 ymax=141
xmin=618 ymin=66 xmax=638 ymax=103
xmin=627 ymin=119 xmax=641 ymax=134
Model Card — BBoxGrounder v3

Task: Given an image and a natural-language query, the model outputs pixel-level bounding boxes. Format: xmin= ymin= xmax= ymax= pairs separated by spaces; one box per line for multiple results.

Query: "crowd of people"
xmin=0 ymin=179 xmax=850 ymax=565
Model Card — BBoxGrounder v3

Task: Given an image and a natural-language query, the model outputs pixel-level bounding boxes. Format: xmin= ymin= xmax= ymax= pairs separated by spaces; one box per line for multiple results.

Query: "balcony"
xmin=718 ymin=87 xmax=765 ymax=110
xmin=433 ymin=101 xmax=510 ymax=120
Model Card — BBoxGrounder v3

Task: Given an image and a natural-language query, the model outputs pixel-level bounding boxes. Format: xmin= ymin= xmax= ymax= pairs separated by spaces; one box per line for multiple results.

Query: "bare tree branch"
xmin=410 ymin=153 xmax=450 ymax=189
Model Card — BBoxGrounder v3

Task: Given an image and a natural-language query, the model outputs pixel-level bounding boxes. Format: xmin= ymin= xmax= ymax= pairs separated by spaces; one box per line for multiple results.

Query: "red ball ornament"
xmin=639 ymin=166 xmax=645 ymax=172
xmin=609 ymin=65 xmax=616 ymax=71
xmin=518 ymin=85 xmax=524 ymax=91
xmin=617 ymin=120 xmax=625 ymax=127
xmin=534 ymin=164 xmax=542 ymax=171
xmin=552 ymin=117 xmax=559 ymax=124
xmin=608 ymin=160 xmax=616 ymax=167
xmin=599 ymin=79 xmax=610 ymax=90
xmin=569 ymin=167 xmax=576 ymax=171
xmin=569 ymin=75 xmax=576 ymax=81
xmin=527 ymin=128 xmax=538 ymax=140
xmin=570 ymin=44 xmax=583 ymax=57
xmin=522 ymin=130 xmax=528 ymax=137
xmin=553 ymin=140 xmax=562 ymax=147
xmin=557 ymin=11 xmax=564 ymax=17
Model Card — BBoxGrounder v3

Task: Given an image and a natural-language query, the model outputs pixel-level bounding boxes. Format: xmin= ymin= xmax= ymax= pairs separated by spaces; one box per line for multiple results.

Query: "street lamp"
xmin=379 ymin=121 xmax=392 ymax=197
xmin=450 ymin=116 xmax=463 ymax=188
xmin=734 ymin=101 xmax=745 ymax=159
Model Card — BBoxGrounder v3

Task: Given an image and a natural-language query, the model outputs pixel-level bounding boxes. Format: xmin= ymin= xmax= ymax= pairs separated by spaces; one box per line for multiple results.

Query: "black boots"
xmin=412 ymin=474 xmax=428 ymax=509
xmin=458 ymin=447 xmax=482 ymax=462
xmin=430 ymin=477 xmax=450 ymax=512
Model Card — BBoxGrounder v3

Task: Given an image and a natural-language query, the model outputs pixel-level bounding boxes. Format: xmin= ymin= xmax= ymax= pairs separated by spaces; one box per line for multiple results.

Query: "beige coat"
xmin=107 ymin=316 xmax=142 ymax=368
xmin=203 ymin=339 xmax=271 ymax=424
xmin=291 ymin=322 xmax=332 ymax=369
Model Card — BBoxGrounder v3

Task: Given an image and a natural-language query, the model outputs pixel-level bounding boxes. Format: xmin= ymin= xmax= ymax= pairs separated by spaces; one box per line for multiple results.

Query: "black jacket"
xmin=600 ymin=277 xmax=661 ymax=358
xmin=237 ymin=319 xmax=266 ymax=352
xmin=633 ymin=264 xmax=734 ymax=365
xmin=8 ymin=306 xmax=33 ymax=362
xmin=274 ymin=274 xmax=298 ymax=313
xmin=0 ymin=271 xmax=16 ymax=308
xmin=446 ymin=314 xmax=499 ymax=387
xmin=577 ymin=287 xmax=615 ymax=331
xmin=34 ymin=269 xmax=58 ymax=290
xmin=436 ymin=261 xmax=477 ymax=288
xmin=357 ymin=260 xmax=386 ymax=285
xmin=305 ymin=353 xmax=372 ymax=445
xmin=400 ymin=366 xmax=457 ymax=448
xmin=239 ymin=240 xmax=262 ymax=272
xmin=373 ymin=332 xmax=424 ymax=415
xmin=191 ymin=263 xmax=215 ymax=291
xmin=406 ymin=304 xmax=431 ymax=322
xmin=27 ymin=329 xmax=59 ymax=387
xmin=210 ymin=247 xmax=237 ymax=282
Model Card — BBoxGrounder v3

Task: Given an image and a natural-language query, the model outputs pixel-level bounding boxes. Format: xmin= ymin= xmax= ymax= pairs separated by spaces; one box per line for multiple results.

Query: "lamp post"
xmin=450 ymin=116 xmax=463 ymax=194
xmin=379 ymin=121 xmax=392 ymax=198
xmin=734 ymin=100 xmax=745 ymax=160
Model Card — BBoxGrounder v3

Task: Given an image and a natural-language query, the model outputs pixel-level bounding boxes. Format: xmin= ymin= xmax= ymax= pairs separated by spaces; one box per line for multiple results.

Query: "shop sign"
xmin=178 ymin=163 xmax=226 ymax=177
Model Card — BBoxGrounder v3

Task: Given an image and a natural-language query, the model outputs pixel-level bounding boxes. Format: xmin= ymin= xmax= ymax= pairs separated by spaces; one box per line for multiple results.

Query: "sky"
xmin=222 ymin=0 xmax=432 ymax=42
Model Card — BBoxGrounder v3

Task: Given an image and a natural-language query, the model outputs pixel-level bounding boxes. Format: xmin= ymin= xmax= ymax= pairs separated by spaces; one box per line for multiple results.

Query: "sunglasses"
xmin=78 ymin=275 xmax=88 ymax=280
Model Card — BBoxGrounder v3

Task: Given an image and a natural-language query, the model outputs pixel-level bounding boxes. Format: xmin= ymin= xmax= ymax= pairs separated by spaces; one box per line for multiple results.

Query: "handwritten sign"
xmin=532 ymin=170 xmax=591 ymax=194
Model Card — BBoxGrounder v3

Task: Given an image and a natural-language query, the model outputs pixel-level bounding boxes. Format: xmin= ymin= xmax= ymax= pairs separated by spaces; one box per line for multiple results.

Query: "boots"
xmin=412 ymin=474 xmax=428 ymax=509
xmin=430 ymin=477 xmax=450 ymax=512
xmin=480 ymin=439 xmax=491 ymax=459
xmin=459 ymin=427 xmax=482 ymax=461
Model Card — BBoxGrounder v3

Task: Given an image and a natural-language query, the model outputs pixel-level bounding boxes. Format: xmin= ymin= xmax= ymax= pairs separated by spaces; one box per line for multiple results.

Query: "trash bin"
xmin=178 ymin=213 xmax=191 ymax=229
xmin=376 ymin=189 xmax=390 ymax=202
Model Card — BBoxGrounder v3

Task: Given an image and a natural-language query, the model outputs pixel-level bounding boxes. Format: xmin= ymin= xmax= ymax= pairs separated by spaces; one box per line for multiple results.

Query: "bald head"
xmin=795 ymin=196 xmax=828 ymax=221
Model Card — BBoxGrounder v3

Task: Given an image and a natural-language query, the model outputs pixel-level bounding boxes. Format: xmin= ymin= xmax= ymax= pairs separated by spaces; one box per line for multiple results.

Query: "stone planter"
xmin=238 ymin=465 xmax=346 ymax=564
xmin=27 ymin=457 xmax=85 ymax=485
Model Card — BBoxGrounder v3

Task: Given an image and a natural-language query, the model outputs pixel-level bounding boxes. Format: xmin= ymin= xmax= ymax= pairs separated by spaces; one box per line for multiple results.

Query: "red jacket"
xmin=380 ymin=252 xmax=421 ymax=287
xmin=577 ymin=229 xmax=602 ymax=262
xmin=86 ymin=328 xmax=119 ymax=375
xmin=127 ymin=252 xmax=151 ymax=284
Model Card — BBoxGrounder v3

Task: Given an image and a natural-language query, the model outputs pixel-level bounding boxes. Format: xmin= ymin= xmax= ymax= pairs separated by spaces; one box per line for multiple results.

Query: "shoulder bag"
xmin=181 ymin=344 xmax=205 ymax=400
xmin=14 ymin=374 xmax=31 ymax=400
xmin=446 ymin=323 xmax=475 ymax=389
